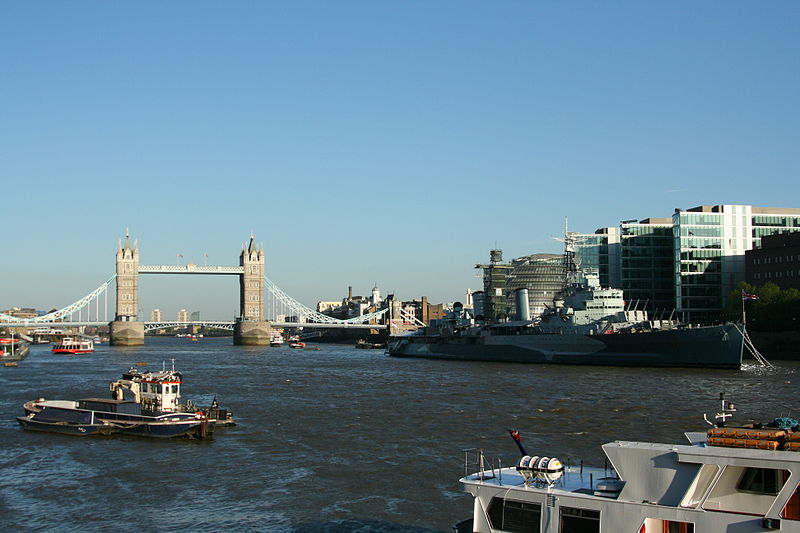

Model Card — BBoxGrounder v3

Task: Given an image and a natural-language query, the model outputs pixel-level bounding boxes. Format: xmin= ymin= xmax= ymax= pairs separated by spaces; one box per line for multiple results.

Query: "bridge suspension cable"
xmin=2 ymin=274 xmax=391 ymax=328
xmin=263 ymin=277 xmax=388 ymax=325
xmin=0 ymin=275 xmax=116 ymax=324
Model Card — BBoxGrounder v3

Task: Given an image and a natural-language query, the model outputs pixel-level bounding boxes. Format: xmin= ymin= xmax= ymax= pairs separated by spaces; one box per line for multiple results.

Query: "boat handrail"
xmin=462 ymin=448 xmax=502 ymax=484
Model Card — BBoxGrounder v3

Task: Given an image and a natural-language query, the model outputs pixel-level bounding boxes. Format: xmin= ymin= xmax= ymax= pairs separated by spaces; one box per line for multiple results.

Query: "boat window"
xmin=738 ymin=468 xmax=784 ymax=496
xmin=487 ymin=497 xmax=541 ymax=533
xmin=680 ymin=464 xmax=720 ymax=508
xmin=559 ymin=506 xmax=599 ymax=533
xmin=704 ymin=466 xmax=789 ymax=515
xmin=781 ymin=476 xmax=800 ymax=520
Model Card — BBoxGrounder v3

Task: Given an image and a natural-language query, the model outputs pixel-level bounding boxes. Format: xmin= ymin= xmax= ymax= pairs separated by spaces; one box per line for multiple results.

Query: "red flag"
xmin=742 ymin=293 xmax=759 ymax=301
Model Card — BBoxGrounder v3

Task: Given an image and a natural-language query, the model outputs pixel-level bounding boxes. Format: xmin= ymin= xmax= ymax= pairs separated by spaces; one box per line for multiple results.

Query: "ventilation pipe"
xmin=515 ymin=288 xmax=530 ymax=321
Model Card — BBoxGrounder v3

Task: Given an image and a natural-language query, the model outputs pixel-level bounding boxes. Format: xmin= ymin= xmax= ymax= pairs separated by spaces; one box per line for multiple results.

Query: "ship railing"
xmin=462 ymin=448 xmax=503 ymax=484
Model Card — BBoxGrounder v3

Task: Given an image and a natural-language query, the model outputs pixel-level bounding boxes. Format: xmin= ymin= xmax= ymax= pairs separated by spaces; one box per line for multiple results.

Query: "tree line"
xmin=723 ymin=282 xmax=800 ymax=331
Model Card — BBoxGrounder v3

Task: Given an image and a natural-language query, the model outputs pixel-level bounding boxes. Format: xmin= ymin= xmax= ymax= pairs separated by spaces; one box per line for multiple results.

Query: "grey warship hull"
xmin=388 ymin=323 xmax=744 ymax=368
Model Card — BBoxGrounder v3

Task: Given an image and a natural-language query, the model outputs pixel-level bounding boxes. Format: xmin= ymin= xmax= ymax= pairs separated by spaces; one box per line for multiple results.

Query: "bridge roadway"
xmin=0 ymin=320 xmax=385 ymax=330
xmin=138 ymin=265 xmax=245 ymax=274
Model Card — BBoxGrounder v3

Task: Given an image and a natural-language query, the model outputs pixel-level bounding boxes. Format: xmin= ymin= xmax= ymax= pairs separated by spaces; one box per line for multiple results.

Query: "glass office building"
xmin=619 ymin=218 xmax=675 ymax=316
xmin=573 ymin=228 xmax=620 ymax=289
xmin=674 ymin=205 xmax=800 ymax=320
xmin=507 ymin=253 xmax=564 ymax=317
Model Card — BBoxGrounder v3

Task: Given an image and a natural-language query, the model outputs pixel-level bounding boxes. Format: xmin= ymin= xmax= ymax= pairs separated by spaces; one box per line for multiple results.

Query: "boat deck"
xmin=461 ymin=463 xmax=618 ymax=497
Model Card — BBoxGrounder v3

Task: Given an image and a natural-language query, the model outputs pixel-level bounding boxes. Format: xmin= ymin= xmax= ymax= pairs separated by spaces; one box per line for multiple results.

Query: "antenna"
xmin=704 ymin=393 xmax=736 ymax=427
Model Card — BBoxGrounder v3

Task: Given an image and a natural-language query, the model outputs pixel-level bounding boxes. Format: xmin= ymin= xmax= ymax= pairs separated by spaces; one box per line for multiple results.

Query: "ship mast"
xmin=562 ymin=217 xmax=580 ymax=288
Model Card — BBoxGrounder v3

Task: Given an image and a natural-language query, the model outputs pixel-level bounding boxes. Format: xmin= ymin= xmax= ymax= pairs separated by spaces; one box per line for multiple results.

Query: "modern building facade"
xmin=746 ymin=232 xmax=800 ymax=290
xmin=507 ymin=253 xmax=564 ymax=317
xmin=619 ymin=218 xmax=675 ymax=316
xmin=573 ymin=228 xmax=621 ymax=289
xmin=507 ymin=204 xmax=800 ymax=324
xmin=177 ymin=309 xmax=189 ymax=322
xmin=673 ymin=205 xmax=800 ymax=320
xmin=150 ymin=309 xmax=162 ymax=322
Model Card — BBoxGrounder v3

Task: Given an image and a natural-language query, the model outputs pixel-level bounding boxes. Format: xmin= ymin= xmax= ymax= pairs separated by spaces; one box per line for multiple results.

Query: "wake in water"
xmin=741 ymin=361 xmax=796 ymax=376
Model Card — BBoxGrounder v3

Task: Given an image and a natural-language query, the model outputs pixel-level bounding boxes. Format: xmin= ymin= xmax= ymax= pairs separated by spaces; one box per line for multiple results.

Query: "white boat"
xmin=456 ymin=396 xmax=800 ymax=532
xmin=52 ymin=337 xmax=94 ymax=354
xmin=270 ymin=331 xmax=284 ymax=347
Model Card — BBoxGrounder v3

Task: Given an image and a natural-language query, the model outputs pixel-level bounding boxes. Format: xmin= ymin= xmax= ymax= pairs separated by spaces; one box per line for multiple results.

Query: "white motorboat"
xmin=456 ymin=395 xmax=800 ymax=532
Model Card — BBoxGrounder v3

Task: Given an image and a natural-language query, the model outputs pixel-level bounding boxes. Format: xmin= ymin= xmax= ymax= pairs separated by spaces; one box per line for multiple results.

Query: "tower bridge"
xmin=0 ymin=233 xmax=418 ymax=346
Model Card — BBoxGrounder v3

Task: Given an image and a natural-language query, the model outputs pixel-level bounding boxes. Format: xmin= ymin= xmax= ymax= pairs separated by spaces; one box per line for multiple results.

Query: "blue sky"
xmin=2 ymin=2 xmax=798 ymax=320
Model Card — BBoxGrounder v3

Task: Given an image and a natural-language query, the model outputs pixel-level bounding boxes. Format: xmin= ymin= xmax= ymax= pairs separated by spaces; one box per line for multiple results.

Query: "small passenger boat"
xmin=289 ymin=341 xmax=305 ymax=349
xmin=1 ymin=336 xmax=30 ymax=362
xmin=270 ymin=331 xmax=284 ymax=347
xmin=456 ymin=395 xmax=800 ymax=532
xmin=52 ymin=337 xmax=94 ymax=354
xmin=17 ymin=362 xmax=233 ymax=438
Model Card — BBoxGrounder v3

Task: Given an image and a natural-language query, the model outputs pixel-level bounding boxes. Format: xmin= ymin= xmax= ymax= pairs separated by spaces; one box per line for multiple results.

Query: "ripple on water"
xmin=2 ymin=339 xmax=800 ymax=532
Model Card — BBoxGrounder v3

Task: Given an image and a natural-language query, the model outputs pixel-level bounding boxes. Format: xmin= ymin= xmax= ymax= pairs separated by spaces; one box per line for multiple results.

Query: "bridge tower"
xmin=233 ymin=233 xmax=271 ymax=345
xmin=110 ymin=233 xmax=145 ymax=346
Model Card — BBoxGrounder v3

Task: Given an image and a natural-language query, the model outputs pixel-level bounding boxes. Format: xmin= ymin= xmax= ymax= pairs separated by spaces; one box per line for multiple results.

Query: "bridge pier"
xmin=233 ymin=320 xmax=271 ymax=346
xmin=109 ymin=320 xmax=145 ymax=346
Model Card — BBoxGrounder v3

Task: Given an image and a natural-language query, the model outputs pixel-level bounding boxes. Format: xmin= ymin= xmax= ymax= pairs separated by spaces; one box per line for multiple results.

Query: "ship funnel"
xmin=515 ymin=289 xmax=530 ymax=321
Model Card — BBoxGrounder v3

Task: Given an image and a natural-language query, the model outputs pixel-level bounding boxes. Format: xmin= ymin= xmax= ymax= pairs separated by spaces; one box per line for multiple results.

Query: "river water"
xmin=0 ymin=338 xmax=797 ymax=532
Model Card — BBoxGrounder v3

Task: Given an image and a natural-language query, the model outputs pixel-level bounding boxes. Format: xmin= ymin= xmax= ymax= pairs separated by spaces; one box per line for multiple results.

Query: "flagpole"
xmin=741 ymin=289 xmax=746 ymax=325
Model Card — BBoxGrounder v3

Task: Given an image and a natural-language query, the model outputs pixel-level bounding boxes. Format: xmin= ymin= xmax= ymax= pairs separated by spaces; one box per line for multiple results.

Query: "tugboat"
xmin=17 ymin=362 xmax=233 ymax=438
xmin=455 ymin=395 xmax=800 ymax=532
xmin=107 ymin=364 xmax=234 ymax=426
xmin=52 ymin=337 xmax=95 ymax=354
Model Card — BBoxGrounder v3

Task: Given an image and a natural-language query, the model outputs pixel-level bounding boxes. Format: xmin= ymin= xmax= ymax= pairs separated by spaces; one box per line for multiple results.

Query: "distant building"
xmin=674 ymin=205 xmax=800 ymax=320
xmin=464 ymin=289 xmax=476 ymax=310
xmin=316 ymin=301 xmax=341 ymax=313
xmin=746 ymin=232 xmax=800 ymax=290
xmin=573 ymin=227 xmax=621 ymax=288
xmin=190 ymin=311 xmax=200 ymax=321
xmin=507 ymin=254 xmax=563 ymax=317
xmin=318 ymin=285 xmax=386 ymax=319
xmin=150 ymin=309 xmax=163 ymax=322
xmin=177 ymin=309 xmax=189 ymax=322
xmin=619 ymin=218 xmax=675 ymax=316
xmin=1 ymin=307 xmax=39 ymax=319
xmin=475 ymin=250 xmax=514 ymax=321
xmin=388 ymin=295 xmax=444 ymax=326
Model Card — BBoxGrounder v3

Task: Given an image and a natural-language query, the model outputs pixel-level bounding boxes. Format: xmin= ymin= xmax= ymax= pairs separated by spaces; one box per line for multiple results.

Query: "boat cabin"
xmin=460 ymin=399 xmax=800 ymax=532
xmin=77 ymin=398 xmax=142 ymax=415
xmin=110 ymin=366 xmax=183 ymax=414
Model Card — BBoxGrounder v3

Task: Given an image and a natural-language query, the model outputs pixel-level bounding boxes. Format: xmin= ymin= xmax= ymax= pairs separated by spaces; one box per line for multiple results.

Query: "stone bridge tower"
xmin=110 ymin=233 xmax=145 ymax=345
xmin=234 ymin=233 xmax=271 ymax=345
xmin=239 ymin=233 xmax=264 ymax=320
